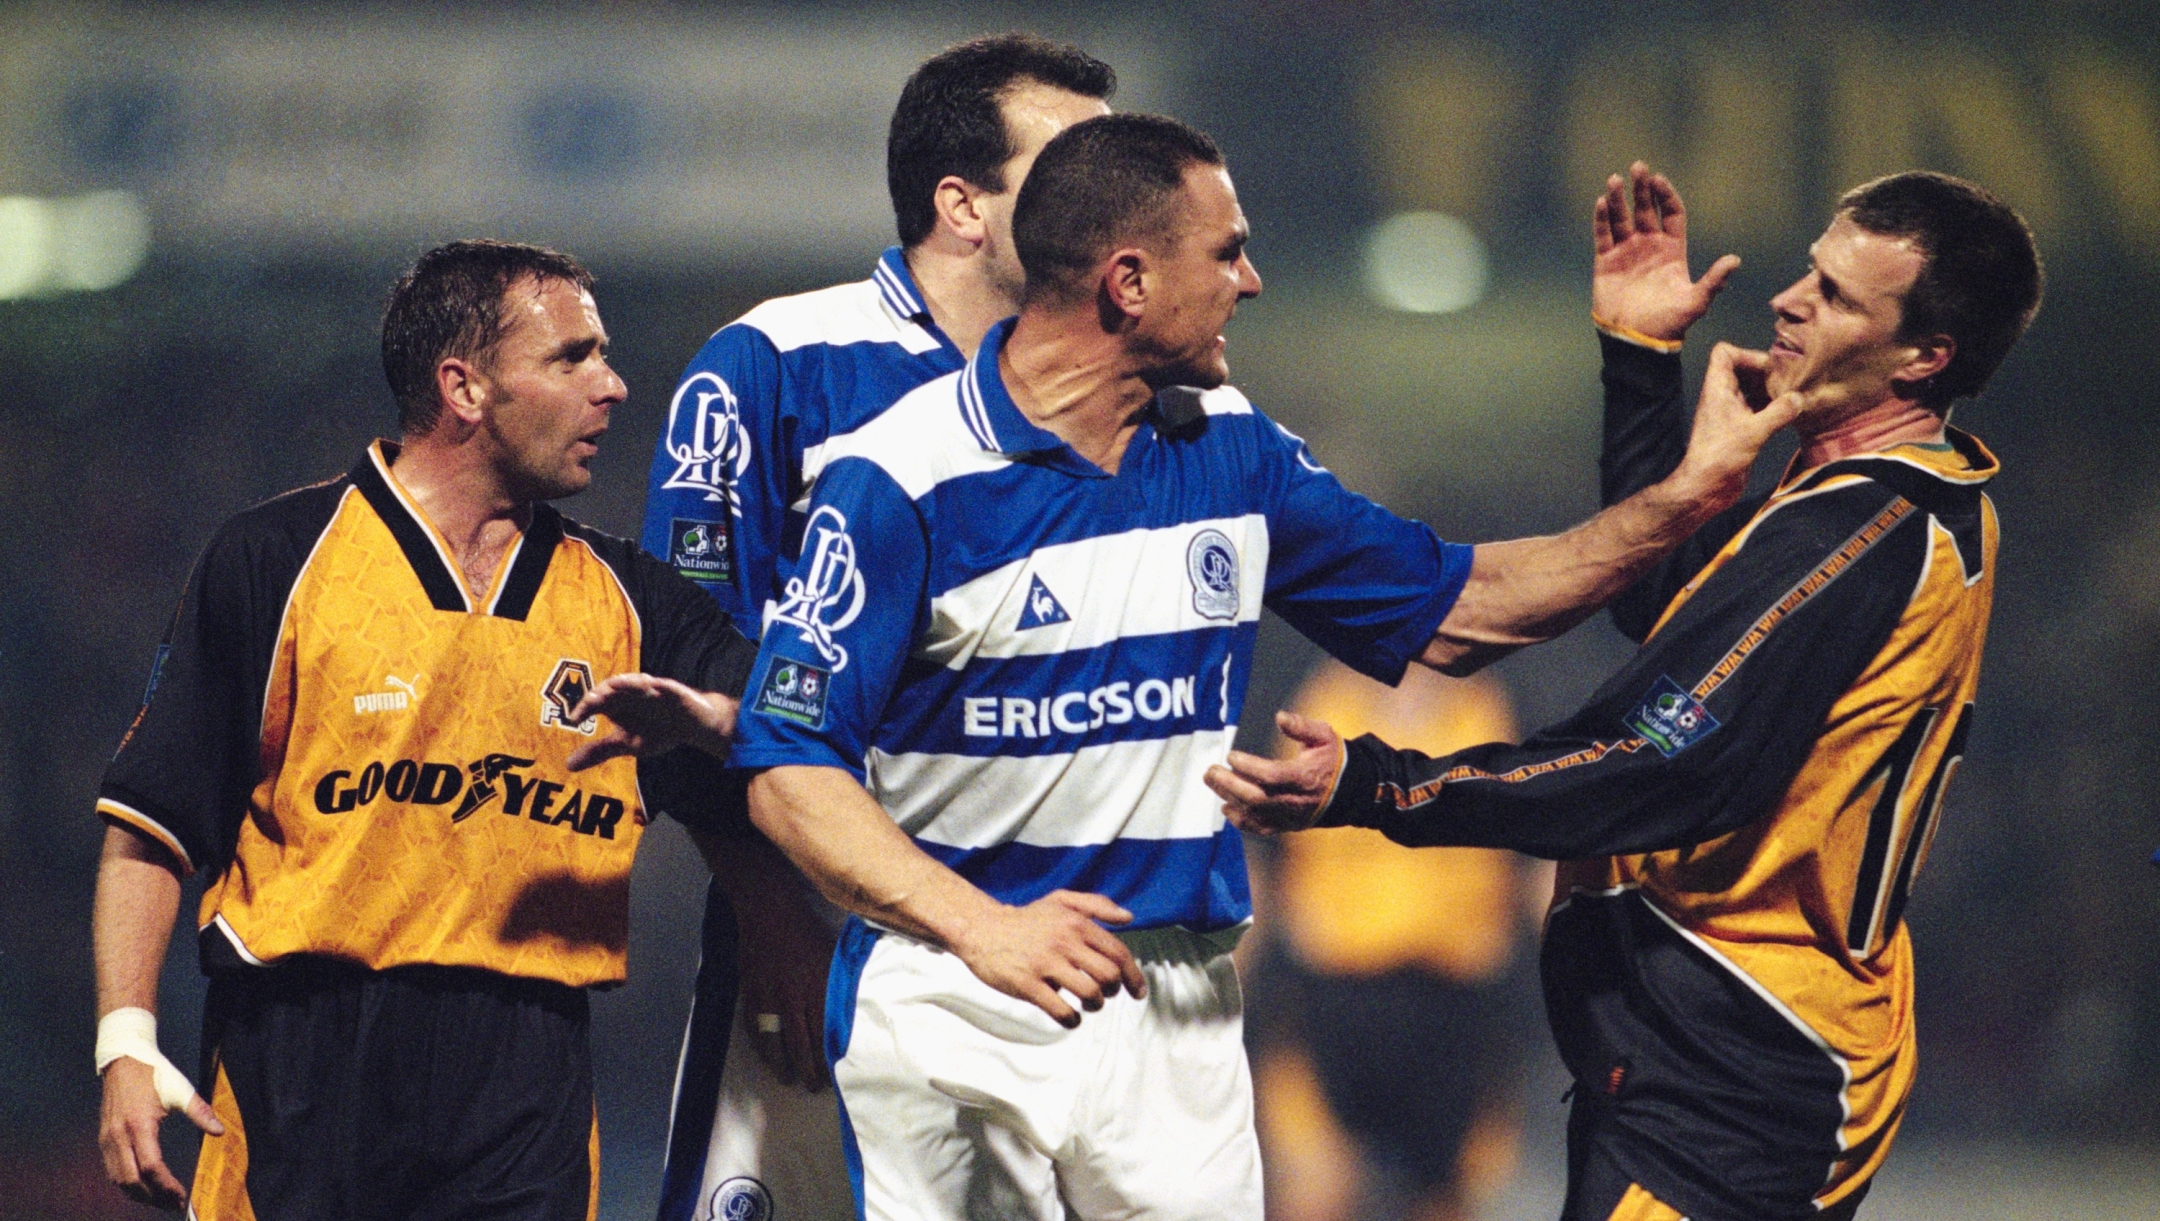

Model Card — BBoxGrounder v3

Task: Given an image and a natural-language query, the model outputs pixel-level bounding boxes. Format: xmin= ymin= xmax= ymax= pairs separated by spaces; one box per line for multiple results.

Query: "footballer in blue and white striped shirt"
xmin=593 ymin=113 xmax=1791 ymax=1220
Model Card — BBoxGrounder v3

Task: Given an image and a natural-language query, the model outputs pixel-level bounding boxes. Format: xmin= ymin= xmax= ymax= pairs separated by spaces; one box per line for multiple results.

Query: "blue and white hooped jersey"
xmin=638 ymin=248 xmax=965 ymax=632
xmin=732 ymin=318 xmax=1474 ymax=933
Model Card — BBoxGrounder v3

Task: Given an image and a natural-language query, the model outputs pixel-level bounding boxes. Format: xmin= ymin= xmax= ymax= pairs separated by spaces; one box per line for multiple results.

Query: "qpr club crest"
xmin=708 ymin=1177 xmax=773 ymax=1221
xmin=662 ymin=372 xmax=754 ymax=509
xmin=1186 ymin=528 xmax=1240 ymax=621
xmin=769 ymin=505 xmax=867 ymax=671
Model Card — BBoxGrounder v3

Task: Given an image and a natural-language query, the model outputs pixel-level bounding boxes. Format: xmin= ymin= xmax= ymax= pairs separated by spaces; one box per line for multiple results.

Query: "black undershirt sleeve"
xmin=1319 ymin=478 xmax=1928 ymax=859
xmin=1599 ymin=334 xmax=1765 ymax=643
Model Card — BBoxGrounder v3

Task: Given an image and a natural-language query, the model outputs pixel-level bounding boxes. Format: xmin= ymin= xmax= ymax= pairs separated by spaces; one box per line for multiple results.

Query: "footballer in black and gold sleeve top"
xmin=1315 ymin=337 xmax=1997 ymax=1221
xmin=97 ymin=441 xmax=759 ymax=989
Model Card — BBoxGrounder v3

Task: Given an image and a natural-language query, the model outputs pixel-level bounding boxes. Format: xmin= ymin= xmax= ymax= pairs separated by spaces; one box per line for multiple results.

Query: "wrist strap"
xmin=1592 ymin=314 xmax=1685 ymax=354
xmin=96 ymin=1007 xmax=201 ymax=1110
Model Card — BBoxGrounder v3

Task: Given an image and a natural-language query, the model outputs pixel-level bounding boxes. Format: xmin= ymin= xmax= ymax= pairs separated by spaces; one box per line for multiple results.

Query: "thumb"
xmin=1756 ymin=390 xmax=1805 ymax=434
xmin=1275 ymin=710 xmax=1337 ymax=750
xmin=182 ymin=1091 xmax=226 ymax=1136
xmin=1697 ymin=253 xmax=1742 ymax=298
xmin=566 ymin=731 xmax=638 ymax=772
xmin=1055 ymin=891 xmax=1136 ymax=926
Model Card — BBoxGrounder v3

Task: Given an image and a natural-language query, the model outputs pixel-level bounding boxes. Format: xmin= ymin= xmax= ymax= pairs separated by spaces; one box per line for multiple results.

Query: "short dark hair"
xmin=1013 ymin=113 xmax=1225 ymax=307
xmin=381 ymin=240 xmax=596 ymax=435
xmin=887 ymin=32 xmax=1116 ymax=249
xmin=1837 ymin=172 xmax=2044 ymax=405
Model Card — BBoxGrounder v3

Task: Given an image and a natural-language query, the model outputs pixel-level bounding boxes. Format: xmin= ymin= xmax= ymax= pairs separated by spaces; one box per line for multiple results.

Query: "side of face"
xmin=1766 ymin=215 xmax=1950 ymax=421
xmin=972 ymin=82 xmax=1111 ymax=301
xmin=1125 ymin=164 xmax=1262 ymax=389
xmin=468 ymin=277 xmax=626 ymax=500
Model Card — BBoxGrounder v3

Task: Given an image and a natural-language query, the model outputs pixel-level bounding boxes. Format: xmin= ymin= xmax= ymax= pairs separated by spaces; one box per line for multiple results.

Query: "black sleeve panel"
xmin=1598 ymin=334 xmax=1762 ymax=642
xmin=1322 ymin=478 xmax=1930 ymax=859
xmin=98 ymin=481 xmax=348 ymax=875
xmin=563 ymin=519 xmax=761 ymax=841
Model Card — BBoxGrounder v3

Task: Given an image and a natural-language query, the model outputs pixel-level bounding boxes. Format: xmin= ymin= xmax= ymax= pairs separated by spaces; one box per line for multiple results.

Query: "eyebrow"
xmin=551 ymin=336 xmax=604 ymax=363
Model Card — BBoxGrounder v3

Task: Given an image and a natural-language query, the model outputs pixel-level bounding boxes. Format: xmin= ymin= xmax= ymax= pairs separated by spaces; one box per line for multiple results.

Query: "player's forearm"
xmin=93 ymin=824 xmax=184 ymax=1018
xmin=747 ymin=765 xmax=1007 ymax=951
xmin=1422 ymin=471 xmax=1729 ymax=674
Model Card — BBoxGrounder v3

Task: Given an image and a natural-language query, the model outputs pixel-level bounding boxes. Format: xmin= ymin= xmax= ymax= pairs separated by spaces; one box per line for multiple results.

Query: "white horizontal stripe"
xmin=96 ymin=798 xmax=196 ymax=874
xmin=866 ymin=728 xmax=1235 ymax=850
xmin=818 ymin=376 xmax=1010 ymax=500
xmin=920 ymin=515 xmax=1270 ymax=669
xmin=1198 ymin=386 xmax=1255 ymax=416
xmin=736 ymin=279 xmax=940 ymax=356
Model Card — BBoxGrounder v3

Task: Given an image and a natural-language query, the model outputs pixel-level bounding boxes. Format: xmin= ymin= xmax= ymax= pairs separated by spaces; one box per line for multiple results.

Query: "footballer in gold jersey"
xmin=92 ymin=243 xmax=758 ymax=1219
xmin=1209 ymin=168 xmax=2042 ymax=1221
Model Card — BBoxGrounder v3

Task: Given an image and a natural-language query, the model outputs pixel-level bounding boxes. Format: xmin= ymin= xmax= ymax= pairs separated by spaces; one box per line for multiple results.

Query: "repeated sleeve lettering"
xmin=639 ymin=322 xmax=790 ymax=629
xmin=727 ymin=457 xmax=929 ymax=780
xmin=1254 ymin=411 xmax=1474 ymax=684
xmin=1320 ymin=478 xmax=1928 ymax=859
xmin=1600 ymin=333 xmax=1764 ymax=642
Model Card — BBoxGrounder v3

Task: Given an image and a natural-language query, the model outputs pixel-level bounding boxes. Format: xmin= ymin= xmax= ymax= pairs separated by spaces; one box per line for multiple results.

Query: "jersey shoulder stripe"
xmin=732 ymin=278 xmax=941 ymax=356
xmin=817 ymin=370 xmax=1009 ymax=501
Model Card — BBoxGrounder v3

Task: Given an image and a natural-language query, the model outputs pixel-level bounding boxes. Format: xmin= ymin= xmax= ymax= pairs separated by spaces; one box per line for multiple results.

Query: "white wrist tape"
xmin=96 ymin=1007 xmax=201 ymax=1111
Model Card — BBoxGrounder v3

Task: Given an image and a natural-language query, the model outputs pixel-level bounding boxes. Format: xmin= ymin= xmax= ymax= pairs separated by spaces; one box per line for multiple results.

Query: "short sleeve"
xmin=729 ymin=457 xmax=929 ymax=780
xmin=98 ymin=521 xmax=287 ymax=875
xmin=639 ymin=323 xmax=790 ymax=629
xmin=1256 ymin=415 xmax=1473 ymax=684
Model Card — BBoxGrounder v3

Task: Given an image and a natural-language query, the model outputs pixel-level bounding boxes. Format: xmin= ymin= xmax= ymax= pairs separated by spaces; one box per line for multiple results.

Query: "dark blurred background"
xmin=4 ymin=2 xmax=2157 ymax=1217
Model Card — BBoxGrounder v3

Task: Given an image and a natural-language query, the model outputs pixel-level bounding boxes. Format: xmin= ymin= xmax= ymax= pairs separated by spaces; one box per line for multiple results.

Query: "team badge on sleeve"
xmin=1186 ymin=529 xmax=1241 ymax=621
xmin=1624 ymin=676 xmax=1721 ymax=757
xmin=770 ymin=505 xmax=866 ymax=670
xmin=753 ymin=658 xmax=831 ymax=729
xmin=662 ymin=372 xmax=754 ymax=506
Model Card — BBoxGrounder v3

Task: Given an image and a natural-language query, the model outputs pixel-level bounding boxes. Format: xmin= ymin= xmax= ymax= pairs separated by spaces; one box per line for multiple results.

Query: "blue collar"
xmin=959 ymin=317 xmax=1068 ymax=457
xmin=872 ymin=247 xmax=929 ymax=321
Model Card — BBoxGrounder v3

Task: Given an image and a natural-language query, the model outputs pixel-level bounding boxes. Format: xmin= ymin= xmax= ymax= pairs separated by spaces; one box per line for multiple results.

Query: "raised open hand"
xmin=1593 ymin=162 xmax=1740 ymax=344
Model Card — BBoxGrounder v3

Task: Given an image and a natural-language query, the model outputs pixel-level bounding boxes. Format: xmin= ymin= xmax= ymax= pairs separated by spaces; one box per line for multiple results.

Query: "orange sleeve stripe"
xmin=1592 ymin=315 xmax=1685 ymax=354
xmin=95 ymin=799 xmax=196 ymax=875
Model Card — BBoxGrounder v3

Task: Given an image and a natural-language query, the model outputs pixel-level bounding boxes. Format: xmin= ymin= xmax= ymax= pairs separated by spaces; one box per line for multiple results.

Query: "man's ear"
xmin=931 ymin=175 xmax=992 ymax=248
xmin=434 ymin=356 xmax=489 ymax=429
xmin=1098 ymin=247 xmax=1149 ymax=323
xmin=1894 ymin=334 xmax=1955 ymax=397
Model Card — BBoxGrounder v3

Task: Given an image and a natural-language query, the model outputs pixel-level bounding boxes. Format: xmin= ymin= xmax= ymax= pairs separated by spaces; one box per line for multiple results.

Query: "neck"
xmin=905 ymin=240 xmax=1021 ymax=358
xmin=389 ymin=432 xmax=531 ymax=593
xmin=1002 ymin=307 xmax=1156 ymax=473
xmin=1796 ymin=395 xmax=1947 ymax=468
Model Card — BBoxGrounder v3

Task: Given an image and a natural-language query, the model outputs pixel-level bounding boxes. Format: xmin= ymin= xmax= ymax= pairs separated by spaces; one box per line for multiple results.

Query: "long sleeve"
xmin=1319 ymin=476 xmax=1932 ymax=859
xmin=1598 ymin=333 xmax=1762 ymax=643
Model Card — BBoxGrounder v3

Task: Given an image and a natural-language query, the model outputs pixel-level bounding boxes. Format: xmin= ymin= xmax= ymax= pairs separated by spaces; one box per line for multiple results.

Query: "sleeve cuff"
xmin=1592 ymin=314 xmax=1685 ymax=354
xmin=95 ymin=795 xmax=196 ymax=875
xmin=1314 ymin=733 xmax=1385 ymax=829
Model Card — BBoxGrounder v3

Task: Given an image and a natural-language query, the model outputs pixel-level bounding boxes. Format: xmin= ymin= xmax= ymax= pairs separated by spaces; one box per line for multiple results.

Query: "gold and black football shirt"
xmin=1315 ymin=337 xmax=1998 ymax=1220
xmin=98 ymin=441 xmax=757 ymax=988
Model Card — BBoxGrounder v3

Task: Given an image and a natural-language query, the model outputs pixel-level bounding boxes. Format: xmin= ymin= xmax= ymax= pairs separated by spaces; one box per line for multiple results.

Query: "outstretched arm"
xmin=1422 ymin=343 xmax=1797 ymax=674
xmin=95 ymin=824 xmax=224 ymax=1210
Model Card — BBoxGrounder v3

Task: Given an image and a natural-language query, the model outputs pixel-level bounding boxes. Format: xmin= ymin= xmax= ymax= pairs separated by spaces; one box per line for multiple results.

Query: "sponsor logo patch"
xmin=541 ymin=659 xmax=598 ymax=735
xmin=670 ymin=516 xmax=734 ymax=584
xmin=1016 ymin=573 xmax=1071 ymax=630
xmin=1623 ymin=676 xmax=1721 ymax=757
xmin=709 ymin=1178 xmax=773 ymax=1221
xmin=311 ymin=752 xmax=632 ymax=837
xmin=1186 ymin=528 xmax=1241 ymax=621
xmin=770 ymin=505 xmax=865 ymax=670
xmin=661 ymin=372 xmax=754 ymax=506
xmin=753 ymin=657 xmax=830 ymax=729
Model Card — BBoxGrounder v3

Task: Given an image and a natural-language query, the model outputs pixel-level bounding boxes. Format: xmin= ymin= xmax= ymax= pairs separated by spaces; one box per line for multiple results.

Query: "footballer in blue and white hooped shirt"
xmin=731 ymin=314 xmax=1473 ymax=1216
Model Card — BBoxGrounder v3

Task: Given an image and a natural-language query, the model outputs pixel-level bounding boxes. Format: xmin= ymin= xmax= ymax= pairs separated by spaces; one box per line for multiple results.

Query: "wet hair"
xmin=887 ymin=32 xmax=1116 ymax=248
xmin=381 ymin=239 xmax=595 ymax=435
xmin=1837 ymin=171 xmax=2044 ymax=404
xmin=1012 ymin=113 xmax=1225 ymax=306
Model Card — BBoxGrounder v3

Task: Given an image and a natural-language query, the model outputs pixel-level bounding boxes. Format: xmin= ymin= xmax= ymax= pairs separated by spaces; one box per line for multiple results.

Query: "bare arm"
xmin=748 ymin=765 xmax=1146 ymax=1027
xmin=1423 ymin=342 xmax=1797 ymax=674
xmin=94 ymin=823 xmax=222 ymax=1210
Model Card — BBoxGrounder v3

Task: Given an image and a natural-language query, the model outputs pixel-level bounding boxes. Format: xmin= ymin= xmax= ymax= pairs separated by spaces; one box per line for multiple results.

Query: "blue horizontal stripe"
xmin=918 ymin=825 xmax=1251 ymax=932
xmin=872 ymin=624 xmax=1256 ymax=759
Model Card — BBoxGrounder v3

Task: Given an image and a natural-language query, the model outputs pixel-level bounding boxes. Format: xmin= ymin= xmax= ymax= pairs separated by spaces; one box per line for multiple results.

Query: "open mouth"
xmin=1770 ymin=332 xmax=1802 ymax=358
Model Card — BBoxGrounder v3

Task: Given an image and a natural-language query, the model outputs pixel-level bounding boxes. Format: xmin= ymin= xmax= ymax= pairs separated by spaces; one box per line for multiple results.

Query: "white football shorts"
xmin=829 ymin=920 xmax=1262 ymax=1221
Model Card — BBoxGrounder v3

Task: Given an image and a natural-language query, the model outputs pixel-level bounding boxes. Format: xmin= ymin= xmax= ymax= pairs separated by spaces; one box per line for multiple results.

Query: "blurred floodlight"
xmin=1363 ymin=211 xmax=1489 ymax=314
xmin=0 ymin=197 xmax=55 ymax=300
xmin=0 ymin=190 xmax=149 ymax=300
